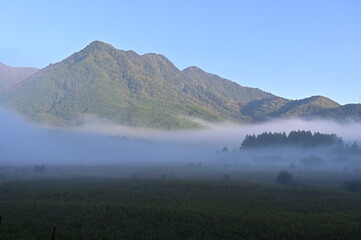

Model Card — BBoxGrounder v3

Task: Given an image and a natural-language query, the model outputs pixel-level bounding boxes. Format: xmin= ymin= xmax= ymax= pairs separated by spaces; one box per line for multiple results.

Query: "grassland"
xmin=1 ymin=168 xmax=361 ymax=240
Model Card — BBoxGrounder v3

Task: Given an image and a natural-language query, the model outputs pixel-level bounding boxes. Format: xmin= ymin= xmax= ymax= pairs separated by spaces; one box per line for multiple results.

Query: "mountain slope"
xmin=0 ymin=62 xmax=39 ymax=91
xmin=1 ymin=41 xmax=359 ymax=129
xmin=277 ymin=96 xmax=340 ymax=117
xmin=1 ymin=41 xmax=275 ymax=129
xmin=321 ymin=104 xmax=361 ymax=121
xmin=240 ymin=96 xmax=340 ymax=121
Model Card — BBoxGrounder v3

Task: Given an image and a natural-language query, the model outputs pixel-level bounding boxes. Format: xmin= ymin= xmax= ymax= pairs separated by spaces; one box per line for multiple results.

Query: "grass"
xmin=1 ymin=177 xmax=361 ymax=239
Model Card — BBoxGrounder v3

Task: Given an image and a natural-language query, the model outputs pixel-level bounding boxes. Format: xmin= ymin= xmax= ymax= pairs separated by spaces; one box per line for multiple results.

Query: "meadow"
xmin=1 ymin=165 xmax=361 ymax=240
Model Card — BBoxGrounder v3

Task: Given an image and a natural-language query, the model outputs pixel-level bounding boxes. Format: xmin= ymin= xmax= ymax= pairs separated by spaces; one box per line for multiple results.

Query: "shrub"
xmin=343 ymin=180 xmax=361 ymax=193
xmin=223 ymin=174 xmax=231 ymax=181
xmin=276 ymin=170 xmax=292 ymax=184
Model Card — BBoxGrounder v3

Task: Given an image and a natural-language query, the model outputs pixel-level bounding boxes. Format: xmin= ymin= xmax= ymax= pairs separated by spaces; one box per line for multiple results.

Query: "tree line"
xmin=241 ymin=130 xmax=343 ymax=148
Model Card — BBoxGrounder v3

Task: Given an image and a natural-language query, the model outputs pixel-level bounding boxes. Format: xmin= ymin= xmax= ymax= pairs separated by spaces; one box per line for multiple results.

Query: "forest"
xmin=241 ymin=130 xmax=360 ymax=153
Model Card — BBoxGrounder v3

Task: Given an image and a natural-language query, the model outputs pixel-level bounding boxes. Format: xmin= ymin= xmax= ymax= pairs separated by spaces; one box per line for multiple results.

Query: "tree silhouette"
xmin=276 ymin=170 xmax=292 ymax=184
xmin=241 ymin=131 xmax=342 ymax=148
xmin=34 ymin=165 xmax=45 ymax=174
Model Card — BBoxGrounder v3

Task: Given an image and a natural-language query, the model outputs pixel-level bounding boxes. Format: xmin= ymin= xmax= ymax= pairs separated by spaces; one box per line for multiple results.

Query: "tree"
xmin=343 ymin=180 xmax=360 ymax=193
xmin=276 ymin=170 xmax=292 ymax=184
xmin=240 ymin=131 xmax=342 ymax=149
xmin=34 ymin=164 xmax=45 ymax=175
xmin=223 ymin=174 xmax=231 ymax=181
xmin=350 ymin=142 xmax=360 ymax=154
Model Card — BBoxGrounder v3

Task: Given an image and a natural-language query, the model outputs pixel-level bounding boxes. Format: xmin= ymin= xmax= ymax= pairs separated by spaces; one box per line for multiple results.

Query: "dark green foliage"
xmin=276 ymin=170 xmax=292 ymax=184
xmin=241 ymin=130 xmax=342 ymax=148
xmin=1 ymin=178 xmax=361 ymax=239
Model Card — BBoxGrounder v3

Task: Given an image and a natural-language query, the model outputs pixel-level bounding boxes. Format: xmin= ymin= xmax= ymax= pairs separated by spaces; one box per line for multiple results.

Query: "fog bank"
xmin=1 ymin=108 xmax=361 ymax=168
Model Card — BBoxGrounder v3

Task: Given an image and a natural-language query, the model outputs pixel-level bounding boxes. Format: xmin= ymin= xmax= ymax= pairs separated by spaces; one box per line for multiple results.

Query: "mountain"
xmin=0 ymin=62 xmax=39 ymax=91
xmin=321 ymin=104 xmax=361 ymax=121
xmin=0 ymin=41 xmax=360 ymax=129
xmin=241 ymin=96 xmax=341 ymax=121
xmin=0 ymin=41 xmax=275 ymax=128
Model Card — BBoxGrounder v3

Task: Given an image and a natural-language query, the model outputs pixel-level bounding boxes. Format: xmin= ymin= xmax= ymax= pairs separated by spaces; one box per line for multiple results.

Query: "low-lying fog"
xmin=1 ymin=107 xmax=361 ymax=174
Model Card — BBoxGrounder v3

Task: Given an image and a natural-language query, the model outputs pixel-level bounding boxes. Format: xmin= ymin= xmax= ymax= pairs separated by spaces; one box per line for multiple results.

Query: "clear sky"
xmin=1 ymin=0 xmax=360 ymax=104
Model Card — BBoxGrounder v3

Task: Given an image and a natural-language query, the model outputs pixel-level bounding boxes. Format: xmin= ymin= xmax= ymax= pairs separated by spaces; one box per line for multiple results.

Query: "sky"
xmin=1 ymin=0 xmax=360 ymax=104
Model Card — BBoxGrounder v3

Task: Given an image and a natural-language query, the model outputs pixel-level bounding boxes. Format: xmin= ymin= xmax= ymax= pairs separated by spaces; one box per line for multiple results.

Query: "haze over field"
xmin=1 ymin=106 xmax=361 ymax=173
xmin=0 ymin=40 xmax=360 ymax=174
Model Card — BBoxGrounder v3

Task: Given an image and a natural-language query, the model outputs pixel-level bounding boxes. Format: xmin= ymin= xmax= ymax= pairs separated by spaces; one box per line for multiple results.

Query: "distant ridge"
xmin=0 ymin=62 xmax=39 ymax=91
xmin=0 ymin=41 xmax=360 ymax=129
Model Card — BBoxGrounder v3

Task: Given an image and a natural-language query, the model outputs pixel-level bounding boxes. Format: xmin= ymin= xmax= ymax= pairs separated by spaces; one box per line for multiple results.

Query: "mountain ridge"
xmin=0 ymin=62 xmax=39 ymax=91
xmin=0 ymin=40 xmax=360 ymax=129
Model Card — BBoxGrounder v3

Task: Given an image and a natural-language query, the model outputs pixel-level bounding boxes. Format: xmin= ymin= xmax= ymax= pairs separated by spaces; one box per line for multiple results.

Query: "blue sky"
xmin=1 ymin=0 xmax=360 ymax=104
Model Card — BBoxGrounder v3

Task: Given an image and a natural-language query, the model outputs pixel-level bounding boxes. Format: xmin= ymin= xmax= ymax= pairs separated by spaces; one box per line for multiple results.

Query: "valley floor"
xmin=1 ymin=173 xmax=361 ymax=240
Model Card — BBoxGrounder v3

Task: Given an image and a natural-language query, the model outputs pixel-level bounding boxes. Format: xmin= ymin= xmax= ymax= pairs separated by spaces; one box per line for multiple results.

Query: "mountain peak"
xmin=87 ymin=40 xmax=114 ymax=49
xmin=182 ymin=66 xmax=204 ymax=73
xmin=182 ymin=66 xmax=211 ymax=80
xmin=79 ymin=40 xmax=117 ymax=56
xmin=301 ymin=95 xmax=340 ymax=107
xmin=55 ymin=40 xmax=121 ymax=67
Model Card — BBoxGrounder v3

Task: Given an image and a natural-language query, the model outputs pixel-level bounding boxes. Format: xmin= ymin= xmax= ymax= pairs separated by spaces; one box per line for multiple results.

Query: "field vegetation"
xmin=1 ymin=165 xmax=361 ymax=240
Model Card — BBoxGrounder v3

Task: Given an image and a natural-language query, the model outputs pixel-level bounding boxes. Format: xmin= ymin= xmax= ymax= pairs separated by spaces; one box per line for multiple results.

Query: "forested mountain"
xmin=0 ymin=41 xmax=360 ymax=129
xmin=320 ymin=104 xmax=361 ymax=121
xmin=241 ymin=96 xmax=341 ymax=121
xmin=0 ymin=41 xmax=274 ymax=128
xmin=0 ymin=62 xmax=39 ymax=91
